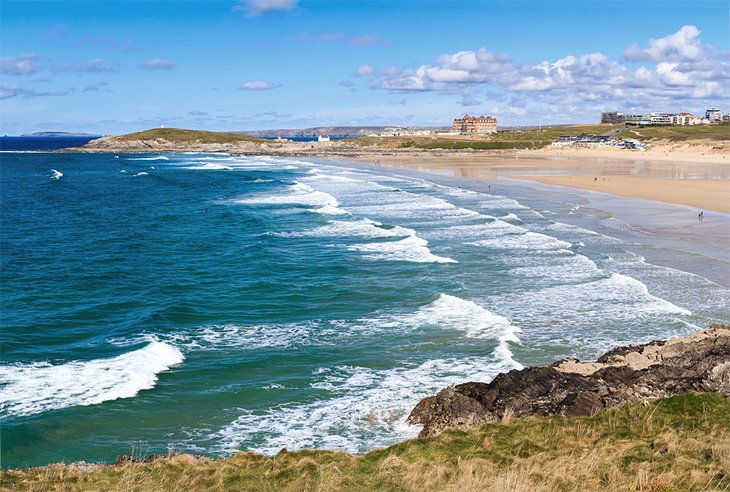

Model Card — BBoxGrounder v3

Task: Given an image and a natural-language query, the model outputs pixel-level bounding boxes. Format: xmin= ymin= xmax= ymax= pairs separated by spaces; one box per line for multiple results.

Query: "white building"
xmin=706 ymin=109 xmax=722 ymax=123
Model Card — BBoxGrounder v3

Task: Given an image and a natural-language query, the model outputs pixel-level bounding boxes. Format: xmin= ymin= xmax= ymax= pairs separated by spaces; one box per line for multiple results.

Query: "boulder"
xmin=408 ymin=324 xmax=730 ymax=438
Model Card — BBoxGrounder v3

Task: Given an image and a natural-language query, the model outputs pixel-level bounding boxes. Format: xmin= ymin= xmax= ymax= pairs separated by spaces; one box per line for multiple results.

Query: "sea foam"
xmin=0 ymin=342 xmax=184 ymax=417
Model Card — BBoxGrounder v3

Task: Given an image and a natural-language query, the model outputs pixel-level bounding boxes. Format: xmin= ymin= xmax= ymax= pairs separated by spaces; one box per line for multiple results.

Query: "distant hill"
xmin=20 ymin=131 xmax=103 ymax=137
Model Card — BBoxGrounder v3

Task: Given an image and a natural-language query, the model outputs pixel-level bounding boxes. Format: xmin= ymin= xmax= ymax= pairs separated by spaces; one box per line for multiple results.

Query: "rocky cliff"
xmin=408 ymin=324 xmax=730 ymax=437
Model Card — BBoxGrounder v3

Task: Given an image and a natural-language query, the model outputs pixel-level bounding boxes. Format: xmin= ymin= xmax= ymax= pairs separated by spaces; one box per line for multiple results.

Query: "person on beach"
xmin=698 ymin=211 xmax=704 ymax=221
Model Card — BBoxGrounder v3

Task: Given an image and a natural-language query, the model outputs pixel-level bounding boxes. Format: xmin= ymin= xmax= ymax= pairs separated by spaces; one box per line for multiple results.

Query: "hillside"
xmin=348 ymin=124 xmax=622 ymax=150
xmin=2 ymin=393 xmax=728 ymax=491
xmin=616 ymin=123 xmax=730 ymax=142
xmin=116 ymin=128 xmax=265 ymax=144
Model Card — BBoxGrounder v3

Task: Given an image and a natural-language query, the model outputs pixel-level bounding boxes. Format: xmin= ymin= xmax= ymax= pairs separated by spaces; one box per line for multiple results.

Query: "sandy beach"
xmin=348 ymin=143 xmax=730 ymax=214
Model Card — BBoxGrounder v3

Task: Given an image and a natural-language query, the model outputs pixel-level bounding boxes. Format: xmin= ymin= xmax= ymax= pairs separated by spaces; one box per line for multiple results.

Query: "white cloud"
xmin=138 ymin=59 xmax=176 ymax=70
xmin=0 ymin=53 xmax=41 ymax=76
xmin=371 ymin=25 xmax=730 ymax=116
xmin=622 ymin=25 xmax=703 ymax=62
xmin=232 ymin=0 xmax=297 ymax=16
xmin=239 ymin=80 xmax=277 ymax=90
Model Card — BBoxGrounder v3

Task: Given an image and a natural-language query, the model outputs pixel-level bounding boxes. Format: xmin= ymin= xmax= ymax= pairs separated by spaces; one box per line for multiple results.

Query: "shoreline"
xmin=344 ymin=148 xmax=730 ymax=214
xmin=328 ymin=156 xmax=730 ymax=287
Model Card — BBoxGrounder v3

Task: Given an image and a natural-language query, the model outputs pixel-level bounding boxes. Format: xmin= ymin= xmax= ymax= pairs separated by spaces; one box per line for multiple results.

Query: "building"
xmin=706 ymin=109 xmax=722 ymax=123
xmin=648 ymin=112 xmax=673 ymax=125
xmin=601 ymin=112 xmax=625 ymax=124
xmin=623 ymin=114 xmax=649 ymax=126
xmin=603 ymin=109 xmax=721 ymax=126
xmin=452 ymin=114 xmax=498 ymax=134
xmin=552 ymin=134 xmax=614 ymax=147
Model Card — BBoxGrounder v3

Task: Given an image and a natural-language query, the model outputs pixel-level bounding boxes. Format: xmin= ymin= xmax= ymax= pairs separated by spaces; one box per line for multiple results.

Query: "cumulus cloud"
xmin=371 ymin=25 xmax=730 ymax=115
xmin=138 ymin=58 xmax=176 ymax=70
xmin=622 ymin=25 xmax=703 ymax=62
xmin=239 ymin=80 xmax=277 ymax=90
xmin=232 ymin=0 xmax=298 ymax=16
xmin=1 ymin=54 xmax=41 ymax=76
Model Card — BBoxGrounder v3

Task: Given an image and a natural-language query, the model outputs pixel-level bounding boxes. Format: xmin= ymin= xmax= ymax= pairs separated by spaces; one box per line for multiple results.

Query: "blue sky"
xmin=1 ymin=0 xmax=728 ymax=134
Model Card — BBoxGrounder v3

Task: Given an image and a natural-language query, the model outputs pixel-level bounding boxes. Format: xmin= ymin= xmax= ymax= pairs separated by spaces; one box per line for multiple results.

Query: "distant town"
xmin=601 ymin=108 xmax=728 ymax=126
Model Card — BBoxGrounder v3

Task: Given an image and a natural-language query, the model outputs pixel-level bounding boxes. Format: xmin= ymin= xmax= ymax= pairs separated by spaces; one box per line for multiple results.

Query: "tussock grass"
xmin=2 ymin=393 xmax=729 ymax=491
xmin=116 ymin=128 xmax=266 ymax=144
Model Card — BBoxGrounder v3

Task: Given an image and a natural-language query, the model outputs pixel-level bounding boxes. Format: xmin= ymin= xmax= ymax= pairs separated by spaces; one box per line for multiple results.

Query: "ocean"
xmin=0 ymin=136 xmax=101 ymax=152
xmin=1 ymin=152 xmax=728 ymax=469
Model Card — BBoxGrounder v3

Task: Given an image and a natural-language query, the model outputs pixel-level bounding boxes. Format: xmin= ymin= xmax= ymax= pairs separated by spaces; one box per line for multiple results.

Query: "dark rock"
xmin=408 ymin=324 xmax=730 ymax=437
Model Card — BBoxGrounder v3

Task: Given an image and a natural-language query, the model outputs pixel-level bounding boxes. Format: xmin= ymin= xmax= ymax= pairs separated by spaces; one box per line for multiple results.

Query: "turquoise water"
xmin=1 ymin=152 xmax=728 ymax=468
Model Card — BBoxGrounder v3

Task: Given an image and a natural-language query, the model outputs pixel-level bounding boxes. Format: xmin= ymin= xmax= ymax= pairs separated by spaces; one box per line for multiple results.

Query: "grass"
xmin=116 ymin=128 xmax=266 ymax=144
xmin=3 ymin=393 xmax=729 ymax=491
xmin=616 ymin=123 xmax=730 ymax=142
xmin=347 ymin=124 xmax=622 ymax=150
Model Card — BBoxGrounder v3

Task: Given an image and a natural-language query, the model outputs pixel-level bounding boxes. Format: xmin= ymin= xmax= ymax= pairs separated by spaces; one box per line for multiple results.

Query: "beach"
xmin=348 ymin=144 xmax=730 ymax=214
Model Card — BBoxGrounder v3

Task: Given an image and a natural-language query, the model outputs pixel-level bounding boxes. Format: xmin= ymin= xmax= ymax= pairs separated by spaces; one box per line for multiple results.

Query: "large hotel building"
xmin=452 ymin=114 xmax=498 ymax=134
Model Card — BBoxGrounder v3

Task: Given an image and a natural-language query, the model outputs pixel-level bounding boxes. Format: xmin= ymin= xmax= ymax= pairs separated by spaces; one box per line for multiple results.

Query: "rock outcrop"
xmin=408 ymin=324 xmax=730 ymax=438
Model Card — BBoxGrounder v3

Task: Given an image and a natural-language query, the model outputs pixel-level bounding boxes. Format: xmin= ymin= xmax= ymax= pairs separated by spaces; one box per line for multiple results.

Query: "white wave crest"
xmin=0 ymin=342 xmax=184 ymax=417
xmin=471 ymin=231 xmax=572 ymax=251
xmin=134 ymin=171 xmax=149 ymax=177
xmin=349 ymin=235 xmax=457 ymax=263
xmin=127 ymin=156 xmax=169 ymax=161
xmin=231 ymin=182 xmax=339 ymax=209
xmin=183 ymin=162 xmax=233 ymax=171
xmin=49 ymin=169 xmax=63 ymax=180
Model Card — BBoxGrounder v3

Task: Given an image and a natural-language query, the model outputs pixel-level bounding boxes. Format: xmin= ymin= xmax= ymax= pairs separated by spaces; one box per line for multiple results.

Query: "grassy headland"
xmin=3 ymin=393 xmax=729 ymax=491
xmin=117 ymin=128 xmax=266 ymax=144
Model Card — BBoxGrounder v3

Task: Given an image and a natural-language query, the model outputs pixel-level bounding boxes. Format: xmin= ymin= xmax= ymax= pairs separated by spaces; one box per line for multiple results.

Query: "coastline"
xmin=4 ymin=326 xmax=729 ymax=491
xmin=344 ymin=146 xmax=730 ymax=214
xmin=327 ymin=155 xmax=730 ymax=288
xmin=4 ymin=150 xmax=729 ymax=479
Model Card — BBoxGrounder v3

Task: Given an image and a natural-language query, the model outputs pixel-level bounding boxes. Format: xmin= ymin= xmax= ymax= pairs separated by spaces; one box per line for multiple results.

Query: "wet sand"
xmin=350 ymin=151 xmax=730 ymax=214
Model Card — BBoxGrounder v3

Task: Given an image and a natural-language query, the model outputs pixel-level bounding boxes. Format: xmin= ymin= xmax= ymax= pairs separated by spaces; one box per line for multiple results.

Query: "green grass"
xmin=117 ymin=128 xmax=266 ymax=144
xmin=3 ymin=393 xmax=729 ymax=491
xmin=346 ymin=124 xmax=622 ymax=150
xmin=616 ymin=123 xmax=730 ymax=142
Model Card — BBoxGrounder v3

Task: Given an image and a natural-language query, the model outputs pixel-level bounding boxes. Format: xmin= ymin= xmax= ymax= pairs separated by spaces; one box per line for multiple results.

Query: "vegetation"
xmin=3 ymin=393 xmax=729 ymax=491
xmin=117 ymin=128 xmax=266 ymax=144
xmin=616 ymin=123 xmax=730 ymax=142
xmin=347 ymin=124 xmax=622 ymax=150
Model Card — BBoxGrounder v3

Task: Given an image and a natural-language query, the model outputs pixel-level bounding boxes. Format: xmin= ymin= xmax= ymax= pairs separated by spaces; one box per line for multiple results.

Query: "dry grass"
xmin=2 ymin=393 xmax=729 ymax=491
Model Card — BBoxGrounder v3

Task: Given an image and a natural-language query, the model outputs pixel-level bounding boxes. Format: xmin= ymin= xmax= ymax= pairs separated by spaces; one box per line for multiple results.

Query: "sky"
xmin=1 ymin=0 xmax=728 ymax=134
